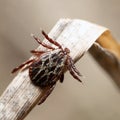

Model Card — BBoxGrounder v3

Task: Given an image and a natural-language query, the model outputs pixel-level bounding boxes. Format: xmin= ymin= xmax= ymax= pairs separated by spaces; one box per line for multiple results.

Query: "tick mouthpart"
xmin=64 ymin=48 xmax=70 ymax=54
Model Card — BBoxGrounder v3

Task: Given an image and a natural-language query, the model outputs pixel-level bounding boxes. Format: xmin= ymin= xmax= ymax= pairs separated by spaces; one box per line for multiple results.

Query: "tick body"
xmin=29 ymin=49 xmax=68 ymax=88
xmin=12 ymin=30 xmax=82 ymax=104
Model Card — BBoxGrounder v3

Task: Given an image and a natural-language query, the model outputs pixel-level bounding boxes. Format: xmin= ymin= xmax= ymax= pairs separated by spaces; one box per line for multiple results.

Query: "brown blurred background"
xmin=0 ymin=0 xmax=120 ymax=120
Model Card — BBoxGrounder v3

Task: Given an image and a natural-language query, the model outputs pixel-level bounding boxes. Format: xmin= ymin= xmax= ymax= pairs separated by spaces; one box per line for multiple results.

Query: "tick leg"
xmin=68 ymin=56 xmax=82 ymax=76
xmin=11 ymin=59 xmax=35 ymax=73
xmin=67 ymin=57 xmax=82 ymax=82
xmin=41 ymin=30 xmax=62 ymax=49
xmin=31 ymin=34 xmax=55 ymax=50
xmin=30 ymin=50 xmax=46 ymax=56
xmin=38 ymin=84 xmax=56 ymax=105
xmin=59 ymin=73 xmax=64 ymax=83
xmin=67 ymin=65 xmax=82 ymax=82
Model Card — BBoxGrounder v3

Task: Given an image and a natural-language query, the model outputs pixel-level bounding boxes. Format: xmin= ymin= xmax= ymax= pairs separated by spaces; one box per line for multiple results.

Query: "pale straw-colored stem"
xmin=0 ymin=19 xmax=107 ymax=120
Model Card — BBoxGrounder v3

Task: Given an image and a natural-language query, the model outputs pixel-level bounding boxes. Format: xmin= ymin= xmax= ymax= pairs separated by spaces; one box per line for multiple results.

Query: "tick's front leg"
xmin=68 ymin=56 xmax=82 ymax=76
xmin=59 ymin=73 xmax=64 ymax=83
xmin=41 ymin=30 xmax=62 ymax=49
xmin=30 ymin=50 xmax=46 ymax=57
xmin=32 ymin=34 xmax=55 ymax=50
xmin=66 ymin=57 xmax=82 ymax=82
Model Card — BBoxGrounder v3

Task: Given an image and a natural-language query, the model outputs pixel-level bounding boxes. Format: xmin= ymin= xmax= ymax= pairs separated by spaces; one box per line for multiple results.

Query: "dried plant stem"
xmin=89 ymin=31 xmax=120 ymax=88
xmin=0 ymin=19 xmax=107 ymax=120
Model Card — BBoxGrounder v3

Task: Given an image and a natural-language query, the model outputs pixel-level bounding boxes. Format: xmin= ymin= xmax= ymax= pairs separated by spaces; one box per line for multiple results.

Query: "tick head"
xmin=64 ymin=48 xmax=70 ymax=54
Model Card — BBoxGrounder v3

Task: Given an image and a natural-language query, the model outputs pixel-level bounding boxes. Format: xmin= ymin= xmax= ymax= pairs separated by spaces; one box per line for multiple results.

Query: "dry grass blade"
xmin=89 ymin=30 xmax=120 ymax=88
xmin=0 ymin=19 xmax=107 ymax=120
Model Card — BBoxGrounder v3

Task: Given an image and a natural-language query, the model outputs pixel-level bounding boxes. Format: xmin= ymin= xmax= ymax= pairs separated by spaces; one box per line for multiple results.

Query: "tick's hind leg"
xmin=11 ymin=59 xmax=35 ymax=73
xmin=38 ymin=84 xmax=56 ymax=105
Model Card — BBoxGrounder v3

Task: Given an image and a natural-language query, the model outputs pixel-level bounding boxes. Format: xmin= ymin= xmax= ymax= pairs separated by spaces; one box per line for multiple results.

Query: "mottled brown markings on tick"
xmin=44 ymin=59 xmax=49 ymax=65
xmin=12 ymin=30 xmax=82 ymax=105
xmin=30 ymin=49 xmax=67 ymax=88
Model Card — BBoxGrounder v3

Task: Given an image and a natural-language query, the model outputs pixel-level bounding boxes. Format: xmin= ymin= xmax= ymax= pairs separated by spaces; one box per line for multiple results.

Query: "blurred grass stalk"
xmin=0 ymin=18 xmax=120 ymax=120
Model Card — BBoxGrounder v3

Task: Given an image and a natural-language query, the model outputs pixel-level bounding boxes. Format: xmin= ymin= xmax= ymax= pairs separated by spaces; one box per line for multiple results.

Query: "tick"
xmin=12 ymin=30 xmax=82 ymax=104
